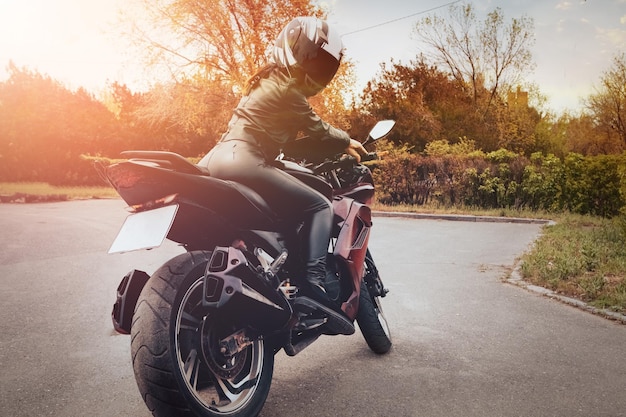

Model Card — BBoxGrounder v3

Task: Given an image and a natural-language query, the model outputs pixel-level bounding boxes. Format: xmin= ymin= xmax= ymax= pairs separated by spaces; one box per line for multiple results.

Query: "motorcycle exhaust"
xmin=203 ymin=246 xmax=292 ymax=330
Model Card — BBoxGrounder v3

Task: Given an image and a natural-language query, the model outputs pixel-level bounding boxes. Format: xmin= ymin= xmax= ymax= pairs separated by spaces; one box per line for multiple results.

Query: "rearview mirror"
xmin=367 ymin=120 xmax=395 ymax=143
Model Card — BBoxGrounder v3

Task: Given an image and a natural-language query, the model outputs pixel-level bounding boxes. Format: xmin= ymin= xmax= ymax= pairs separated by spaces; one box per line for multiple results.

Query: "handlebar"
xmin=361 ymin=152 xmax=379 ymax=162
xmin=312 ymin=152 xmax=378 ymax=174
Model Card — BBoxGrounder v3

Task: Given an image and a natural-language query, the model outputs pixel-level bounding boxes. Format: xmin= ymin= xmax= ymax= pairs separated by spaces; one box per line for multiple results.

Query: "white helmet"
xmin=271 ymin=17 xmax=344 ymax=92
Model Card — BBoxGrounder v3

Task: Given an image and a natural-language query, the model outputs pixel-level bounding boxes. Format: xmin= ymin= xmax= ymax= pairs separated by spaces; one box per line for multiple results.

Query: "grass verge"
xmin=0 ymin=182 xmax=118 ymax=202
xmin=370 ymin=201 xmax=555 ymax=220
xmin=519 ymin=214 xmax=626 ymax=314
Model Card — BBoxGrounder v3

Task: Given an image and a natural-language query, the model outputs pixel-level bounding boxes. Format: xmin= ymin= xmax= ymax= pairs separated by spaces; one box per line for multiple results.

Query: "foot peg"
xmin=292 ymin=297 xmax=355 ymax=335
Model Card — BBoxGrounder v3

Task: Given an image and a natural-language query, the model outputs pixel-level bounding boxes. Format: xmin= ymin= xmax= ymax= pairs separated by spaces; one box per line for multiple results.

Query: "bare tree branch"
xmin=414 ymin=3 xmax=535 ymax=116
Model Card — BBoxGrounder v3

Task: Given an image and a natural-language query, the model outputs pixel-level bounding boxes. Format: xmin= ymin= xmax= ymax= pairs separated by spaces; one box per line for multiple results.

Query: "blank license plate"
xmin=108 ymin=204 xmax=178 ymax=254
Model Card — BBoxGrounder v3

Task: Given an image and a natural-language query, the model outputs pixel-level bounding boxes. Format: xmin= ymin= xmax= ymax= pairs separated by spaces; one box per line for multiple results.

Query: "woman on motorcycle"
xmin=201 ymin=16 xmax=365 ymax=334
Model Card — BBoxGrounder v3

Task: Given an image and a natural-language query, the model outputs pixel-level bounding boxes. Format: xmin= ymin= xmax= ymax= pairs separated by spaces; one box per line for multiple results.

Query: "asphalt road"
xmin=1 ymin=199 xmax=625 ymax=417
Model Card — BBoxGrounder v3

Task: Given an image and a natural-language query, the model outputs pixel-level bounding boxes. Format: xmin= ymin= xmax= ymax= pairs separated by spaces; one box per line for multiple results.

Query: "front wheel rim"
xmin=374 ymin=297 xmax=392 ymax=341
xmin=174 ymin=278 xmax=265 ymax=414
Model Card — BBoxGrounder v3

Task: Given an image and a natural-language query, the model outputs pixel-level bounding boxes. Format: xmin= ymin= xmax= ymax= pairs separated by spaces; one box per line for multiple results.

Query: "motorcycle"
xmin=100 ymin=120 xmax=395 ymax=417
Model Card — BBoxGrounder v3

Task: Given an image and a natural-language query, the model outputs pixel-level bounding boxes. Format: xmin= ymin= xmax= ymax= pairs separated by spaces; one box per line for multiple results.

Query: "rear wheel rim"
xmin=174 ymin=278 xmax=265 ymax=414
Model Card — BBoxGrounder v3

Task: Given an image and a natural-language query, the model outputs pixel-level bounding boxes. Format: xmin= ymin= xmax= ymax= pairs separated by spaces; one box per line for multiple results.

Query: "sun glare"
xmin=0 ymin=0 xmax=127 ymax=91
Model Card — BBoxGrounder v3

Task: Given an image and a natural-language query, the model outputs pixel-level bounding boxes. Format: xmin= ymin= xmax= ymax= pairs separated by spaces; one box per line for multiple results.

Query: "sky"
xmin=0 ymin=0 xmax=624 ymax=114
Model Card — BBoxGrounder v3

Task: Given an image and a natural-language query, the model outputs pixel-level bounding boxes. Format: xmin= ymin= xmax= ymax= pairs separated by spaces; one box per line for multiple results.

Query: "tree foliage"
xmin=564 ymin=113 xmax=621 ymax=156
xmin=587 ymin=52 xmax=626 ymax=149
xmin=131 ymin=0 xmax=324 ymax=89
xmin=0 ymin=63 xmax=121 ymax=184
xmin=494 ymin=94 xmax=542 ymax=154
xmin=360 ymin=59 xmax=480 ymax=150
xmin=124 ymin=0 xmax=354 ymax=147
xmin=358 ymin=4 xmax=537 ymax=153
xmin=105 ymin=81 xmax=214 ymax=155
xmin=2 ymin=0 xmax=625 ymax=209
xmin=358 ymin=57 xmax=545 ymax=153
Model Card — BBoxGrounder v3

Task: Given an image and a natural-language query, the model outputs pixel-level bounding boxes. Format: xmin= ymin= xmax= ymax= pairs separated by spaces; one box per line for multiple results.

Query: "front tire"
xmin=131 ymin=251 xmax=274 ymax=417
xmin=356 ymin=282 xmax=392 ymax=354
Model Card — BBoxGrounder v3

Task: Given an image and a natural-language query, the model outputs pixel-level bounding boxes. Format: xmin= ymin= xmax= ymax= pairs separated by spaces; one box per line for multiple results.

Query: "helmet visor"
xmin=301 ymin=48 xmax=341 ymax=88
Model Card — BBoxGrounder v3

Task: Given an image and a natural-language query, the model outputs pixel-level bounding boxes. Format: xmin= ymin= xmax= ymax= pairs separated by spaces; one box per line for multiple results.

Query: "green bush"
xmin=372 ymin=150 xmax=626 ymax=217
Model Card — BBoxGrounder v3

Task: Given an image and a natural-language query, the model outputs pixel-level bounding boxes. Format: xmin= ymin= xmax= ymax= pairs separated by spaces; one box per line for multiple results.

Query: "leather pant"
xmin=203 ymin=140 xmax=332 ymax=290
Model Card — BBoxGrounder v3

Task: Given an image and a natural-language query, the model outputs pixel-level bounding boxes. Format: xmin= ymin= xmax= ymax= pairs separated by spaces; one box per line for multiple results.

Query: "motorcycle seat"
xmin=187 ymin=174 xmax=284 ymax=230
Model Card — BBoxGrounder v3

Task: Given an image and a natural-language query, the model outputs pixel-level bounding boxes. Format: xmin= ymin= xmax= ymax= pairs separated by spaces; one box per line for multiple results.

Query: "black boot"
xmin=295 ymin=207 xmax=354 ymax=335
xmin=297 ymin=257 xmax=355 ymax=336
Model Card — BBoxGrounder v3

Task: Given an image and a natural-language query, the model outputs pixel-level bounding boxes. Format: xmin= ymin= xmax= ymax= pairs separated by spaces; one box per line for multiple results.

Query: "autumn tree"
xmin=120 ymin=76 xmax=237 ymax=155
xmin=122 ymin=0 xmax=354 ymax=150
xmin=0 ymin=63 xmax=121 ymax=184
xmin=586 ymin=52 xmax=626 ymax=150
xmin=359 ymin=59 xmax=498 ymax=151
xmin=533 ymin=112 xmax=568 ymax=158
xmin=105 ymin=82 xmax=207 ymax=155
xmin=413 ymin=3 xmax=535 ymax=115
xmin=564 ymin=113 xmax=623 ymax=156
xmin=130 ymin=0 xmax=324 ymax=88
xmin=494 ymin=88 xmax=542 ymax=154
xmin=360 ymin=61 xmax=441 ymax=150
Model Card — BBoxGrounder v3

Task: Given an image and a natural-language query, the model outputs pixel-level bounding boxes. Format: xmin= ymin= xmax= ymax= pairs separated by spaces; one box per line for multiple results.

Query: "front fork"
xmin=363 ymin=249 xmax=389 ymax=298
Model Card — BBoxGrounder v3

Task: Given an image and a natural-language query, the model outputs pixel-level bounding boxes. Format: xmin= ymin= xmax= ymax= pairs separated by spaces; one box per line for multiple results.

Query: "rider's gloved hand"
xmin=344 ymin=138 xmax=367 ymax=163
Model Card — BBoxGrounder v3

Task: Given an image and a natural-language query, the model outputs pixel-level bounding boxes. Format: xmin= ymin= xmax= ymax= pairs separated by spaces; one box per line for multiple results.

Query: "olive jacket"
xmin=220 ymin=68 xmax=351 ymax=159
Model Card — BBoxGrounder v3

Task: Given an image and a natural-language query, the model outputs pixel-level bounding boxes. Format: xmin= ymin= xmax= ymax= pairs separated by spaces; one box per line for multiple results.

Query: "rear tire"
xmin=356 ymin=282 xmax=392 ymax=354
xmin=131 ymin=251 xmax=274 ymax=417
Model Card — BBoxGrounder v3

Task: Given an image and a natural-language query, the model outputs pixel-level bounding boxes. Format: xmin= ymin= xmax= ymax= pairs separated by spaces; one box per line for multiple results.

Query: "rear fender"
xmin=111 ymin=269 xmax=150 ymax=334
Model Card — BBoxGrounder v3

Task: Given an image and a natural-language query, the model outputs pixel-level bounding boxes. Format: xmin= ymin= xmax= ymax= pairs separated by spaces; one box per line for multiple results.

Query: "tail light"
xmin=127 ymin=193 xmax=179 ymax=213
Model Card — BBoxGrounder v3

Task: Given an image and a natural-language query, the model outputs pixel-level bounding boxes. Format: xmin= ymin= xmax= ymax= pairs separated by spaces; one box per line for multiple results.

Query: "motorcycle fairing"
xmin=332 ymin=196 xmax=372 ymax=320
xmin=333 ymin=183 xmax=375 ymax=206
xmin=105 ymin=160 xmax=298 ymax=250
xmin=106 ymin=161 xmax=278 ymax=230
